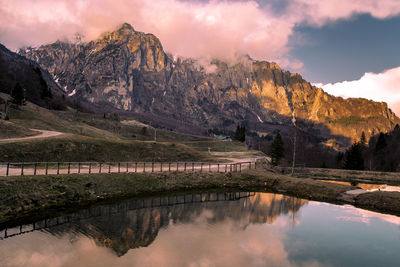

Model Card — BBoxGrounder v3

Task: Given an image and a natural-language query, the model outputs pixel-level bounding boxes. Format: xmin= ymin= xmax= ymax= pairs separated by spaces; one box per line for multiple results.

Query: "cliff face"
xmin=20 ymin=23 xmax=399 ymax=141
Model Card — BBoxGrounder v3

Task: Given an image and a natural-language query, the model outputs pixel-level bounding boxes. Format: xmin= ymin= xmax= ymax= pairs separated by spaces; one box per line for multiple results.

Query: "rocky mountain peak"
xmin=20 ymin=25 xmax=400 ymax=143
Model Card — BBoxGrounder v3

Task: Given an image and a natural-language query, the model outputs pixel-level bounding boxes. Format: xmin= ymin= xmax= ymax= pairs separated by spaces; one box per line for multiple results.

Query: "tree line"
xmin=338 ymin=125 xmax=400 ymax=171
xmin=265 ymin=125 xmax=400 ymax=172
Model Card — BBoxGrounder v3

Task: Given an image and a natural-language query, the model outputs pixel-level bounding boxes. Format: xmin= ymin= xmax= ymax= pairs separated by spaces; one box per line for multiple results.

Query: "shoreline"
xmin=1 ymin=170 xmax=400 ymax=228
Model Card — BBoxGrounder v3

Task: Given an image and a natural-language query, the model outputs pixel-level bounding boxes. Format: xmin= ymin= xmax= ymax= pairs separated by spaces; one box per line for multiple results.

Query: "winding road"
xmin=0 ymin=129 xmax=63 ymax=143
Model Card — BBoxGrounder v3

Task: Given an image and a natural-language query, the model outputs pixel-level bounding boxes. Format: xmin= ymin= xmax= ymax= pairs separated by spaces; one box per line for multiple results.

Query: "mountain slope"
xmin=0 ymin=44 xmax=66 ymax=110
xmin=20 ymin=23 xmax=400 ymax=143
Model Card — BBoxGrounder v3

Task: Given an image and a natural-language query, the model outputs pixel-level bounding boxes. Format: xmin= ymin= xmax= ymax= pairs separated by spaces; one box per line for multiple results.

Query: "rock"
xmin=21 ymin=23 xmax=400 ymax=141
xmin=337 ymin=189 xmax=367 ymax=203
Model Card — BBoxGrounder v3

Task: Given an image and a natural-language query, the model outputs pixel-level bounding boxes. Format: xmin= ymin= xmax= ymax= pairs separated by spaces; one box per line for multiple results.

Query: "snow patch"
xmin=151 ymin=97 xmax=155 ymax=104
xmin=87 ymin=48 xmax=96 ymax=57
xmin=63 ymin=86 xmax=67 ymax=92
xmin=68 ymin=89 xmax=76 ymax=97
xmin=163 ymin=91 xmax=166 ymax=96
xmin=256 ymin=114 xmax=263 ymax=123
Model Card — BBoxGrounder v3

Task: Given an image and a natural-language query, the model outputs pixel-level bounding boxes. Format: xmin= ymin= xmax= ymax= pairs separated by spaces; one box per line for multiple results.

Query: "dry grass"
xmin=283 ymin=167 xmax=400 ymax=185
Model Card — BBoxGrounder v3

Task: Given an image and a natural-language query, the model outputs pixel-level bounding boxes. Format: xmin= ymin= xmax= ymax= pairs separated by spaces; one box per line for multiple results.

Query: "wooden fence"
xmin=0 ymin=161 xmax=256 ymax=177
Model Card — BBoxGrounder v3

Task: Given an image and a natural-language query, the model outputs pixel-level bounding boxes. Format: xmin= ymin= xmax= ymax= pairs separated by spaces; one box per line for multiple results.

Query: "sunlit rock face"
xmin=21 ymin=23 xmax=400 ymax=140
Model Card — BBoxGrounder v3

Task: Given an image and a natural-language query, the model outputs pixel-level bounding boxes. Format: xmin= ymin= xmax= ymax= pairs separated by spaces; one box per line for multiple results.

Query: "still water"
xmin=0 ymin=192 xmax=400 ymax=267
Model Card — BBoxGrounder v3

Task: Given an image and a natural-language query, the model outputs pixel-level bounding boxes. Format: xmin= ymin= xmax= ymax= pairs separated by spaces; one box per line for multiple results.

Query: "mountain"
xmin=19 ymin=23 xmax=400 ymax=143
xmin=0 ymin=44 xmax=66 ymax=110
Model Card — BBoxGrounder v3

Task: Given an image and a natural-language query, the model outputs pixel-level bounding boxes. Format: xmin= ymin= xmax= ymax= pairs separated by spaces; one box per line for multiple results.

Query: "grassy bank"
xmin=0 ymin=120 xmax=37 ymax=139
xmin=2 ymin=170 xmax=399 ymax=228
xmin=282 ymin=167 xmax=400 ymax=186
xmin=0 ymin=135 xmax=212 ymax=162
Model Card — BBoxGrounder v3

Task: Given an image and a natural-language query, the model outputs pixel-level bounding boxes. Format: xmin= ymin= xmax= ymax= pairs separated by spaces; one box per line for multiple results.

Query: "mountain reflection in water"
xmin=45 ymin=192 xmax=307 ymax=256
xmin=1 ymin=192 xmax=400 ymax=267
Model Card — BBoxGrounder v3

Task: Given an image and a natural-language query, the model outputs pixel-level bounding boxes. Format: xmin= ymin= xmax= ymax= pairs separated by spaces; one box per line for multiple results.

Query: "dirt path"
xmin=0 ymin=129 xmax=63 ymax=143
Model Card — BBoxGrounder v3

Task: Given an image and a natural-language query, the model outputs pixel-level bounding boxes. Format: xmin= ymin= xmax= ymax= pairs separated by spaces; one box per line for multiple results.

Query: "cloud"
xmin=1 ymin=0 xmax=400 ymax=71
xmin=286 ymin=0 xmax=400 ymax=26
xmin=314 ymin=66 xmax=400 ymax=115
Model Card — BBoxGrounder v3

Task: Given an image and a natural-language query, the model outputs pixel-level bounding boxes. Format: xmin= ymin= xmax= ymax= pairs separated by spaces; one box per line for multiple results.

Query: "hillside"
xmin=0 ymin=44 xmax=66 ymax=110
xmin=0 ymin=93 xmax=258 ymax=163
xmin=19 ymin=23 xmax=400 ymax=144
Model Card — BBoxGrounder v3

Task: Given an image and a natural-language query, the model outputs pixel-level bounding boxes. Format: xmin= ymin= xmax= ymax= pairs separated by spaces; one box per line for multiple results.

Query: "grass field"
xmin=0 ymin=120 xmax=37 ymax=139
xmin=0 ymin=134 xmax=212 ymax=162
xmin=0 ymin=93 xmax=261 ymax=163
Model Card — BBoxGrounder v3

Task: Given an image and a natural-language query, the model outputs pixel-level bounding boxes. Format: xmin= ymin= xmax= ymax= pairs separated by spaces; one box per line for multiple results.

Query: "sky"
xmin=0 ymin=0 xmax=399 ymax=114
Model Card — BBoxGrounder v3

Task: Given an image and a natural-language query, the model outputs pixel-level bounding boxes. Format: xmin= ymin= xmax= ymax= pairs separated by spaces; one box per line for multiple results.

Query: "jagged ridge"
xmin=19 ymin=23 xmax=400 ymax=142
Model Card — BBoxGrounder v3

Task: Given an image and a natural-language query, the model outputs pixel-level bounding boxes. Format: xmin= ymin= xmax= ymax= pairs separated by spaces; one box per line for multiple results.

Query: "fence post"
xmin=126 ymin=162 xmax=129 ymax=173
xmin=209 ymin=163 xmax=211 ymax=172
xmin=144 ymin=163 xmax=146 ymax=173
xmin=34 ymin=163 xmax=37 ymax=175
xmin=78 ymin=162 xmax=81 ymax=173
xmin=200 ymin=163 xmax=203 ymax=172
xmin=152 ymin=162 xmax=154 ymax=172
xmin=21 ymin=163 xmax=24 ymax=176
xmin=6 ymin=163 xmax=9 ymax=176
xmin=192 ymin=162 xmax=194 ymax=171
xmin=45 ymin=163 xmax=48 ymax=175
xmin=135 ymin=162 xmax=138 ymax=173
xmin=68 ymin=163 xmax=71 ymax=174
xmin=176 ymin=162 xmax=179 ymax=171
xmin=57 ymin=162 xmax=60 ymax=174
xmin=108 ymin=163 xmax=111 ymax=174
xmin=239 ymin=163 xmax=242 ymax=172
xmin=217 ymin=163 xmax=219 ymax=173
xmin=225 ymin=164 xmax=227 ymax=173
xmin=99 ymin=162 xmax=102 ymax=173
xmin=255 ymin=161 xmax=257 ymax=169
xmin=184 ymin=163 xmax=187 ymax=171
xmin=169 ymin=162 xmax=171 ymax=172
xmin=230 ymin=164 xmax=232 ymax=172
xmin=118 ymin=162 xmax=121 ymax=173
xmin=160 ymin=162 xmax=163 ymax=172
xmin=89 ymin=163 xmax=91 ymax=174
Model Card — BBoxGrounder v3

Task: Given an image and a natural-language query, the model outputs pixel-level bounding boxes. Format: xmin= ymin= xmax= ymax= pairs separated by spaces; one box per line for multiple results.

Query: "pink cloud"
xmin=285 ymin=0 xmax=400 ymax=26
xmin=1 ymin=0 xmax=400 ymax=71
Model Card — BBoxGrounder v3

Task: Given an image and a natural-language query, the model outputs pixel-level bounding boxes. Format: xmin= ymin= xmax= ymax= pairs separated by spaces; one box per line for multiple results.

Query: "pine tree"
xmin=11 ymin=82 xmax=25 ymax=106
xmin=374 ymin=132 xmax=387 ymax=154
xmin=234 ymin=125 xmax=246 ymax=142
xmin=270 ymin=132 xmax=284 ymax=166
xmin=360 ymin=131 xmax=367 ymax=145
xmin=343 ymin=142 xmax=364 ymax=170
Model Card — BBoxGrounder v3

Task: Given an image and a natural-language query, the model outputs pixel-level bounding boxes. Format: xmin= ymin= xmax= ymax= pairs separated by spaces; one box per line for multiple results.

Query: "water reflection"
xmin=316 ymin=179 xmax=400 ymax=192
xmin=1 ymin=192 xmax=400 ymax=267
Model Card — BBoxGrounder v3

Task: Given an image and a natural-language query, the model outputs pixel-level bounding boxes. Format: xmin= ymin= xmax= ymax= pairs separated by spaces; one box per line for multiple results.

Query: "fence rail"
xmin=0 ymin=161 xmax=256 ymax=177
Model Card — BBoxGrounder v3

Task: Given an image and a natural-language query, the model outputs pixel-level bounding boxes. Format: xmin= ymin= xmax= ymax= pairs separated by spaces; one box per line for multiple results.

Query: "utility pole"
xmin=291 ymin=111 xmax=297 ymax=176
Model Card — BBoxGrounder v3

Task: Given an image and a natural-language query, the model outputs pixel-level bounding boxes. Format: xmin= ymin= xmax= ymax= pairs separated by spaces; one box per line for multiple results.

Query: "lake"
xmin=1 ymin=192 xmax=399 ymax=267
